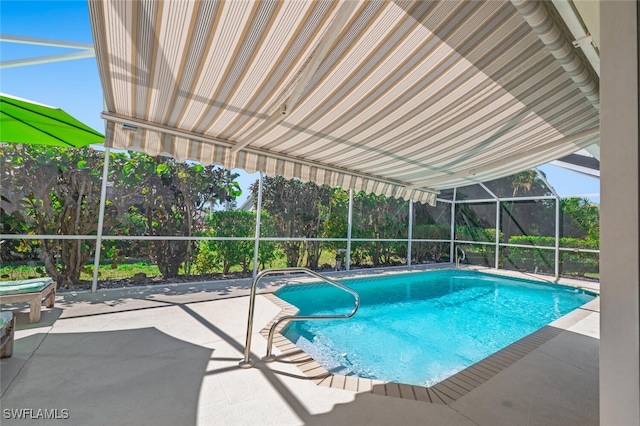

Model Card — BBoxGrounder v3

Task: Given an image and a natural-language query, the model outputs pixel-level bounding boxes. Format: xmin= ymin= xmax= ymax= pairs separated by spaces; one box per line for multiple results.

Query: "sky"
xmin=1 ymin=0 xmax=600 ymax=205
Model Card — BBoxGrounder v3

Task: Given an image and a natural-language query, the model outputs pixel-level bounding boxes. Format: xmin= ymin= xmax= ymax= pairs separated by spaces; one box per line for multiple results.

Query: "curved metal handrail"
xmin=239 ymin=267 xmax=359 ymax=368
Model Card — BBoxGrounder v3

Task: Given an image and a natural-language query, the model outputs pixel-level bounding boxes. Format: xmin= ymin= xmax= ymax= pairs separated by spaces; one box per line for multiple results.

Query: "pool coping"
xmin=259 ymin=270 xmax=599 ymax=404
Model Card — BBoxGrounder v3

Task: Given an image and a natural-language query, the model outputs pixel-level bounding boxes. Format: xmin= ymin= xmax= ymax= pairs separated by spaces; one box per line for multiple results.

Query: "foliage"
xmin=0 ymin=260 xmax=160 ymax=282
xmin=481 ymin=170 xmax=552 ymax=199
xmin=459 ymin=243 xmax=498 ymax=268
xmin=195 ymin=211 xmax=279 ymax=274
xmin=411 ymin=224 xmax=450 ymax=263
xmin=453 ymin=227 xmax=503 ymax=267
xmin=350 ymin=192 xmax=408 ymax=266
xmin=196 ymin=211 xmax=253 ymax=274
xmin=507 ymin=235 xmax=598 ymax=249
xmin=455 ymin=226 xmax=501 ymax=243
xmin=108 ymin=152 xmax=240 ymax=278
xmin=456 ymin=203 xmax=493 ymax=231
xmin=1 ymin=144 xmax=108 ymax=286
xmin=256 ymin=213 xmax=280 ymax=269
xmin=1 ymin=145 xmax=241 ymax=283
xmin=0 ymin=210 xmax=39 ymax=261
xmin=500 ymin=199 xmax=556 ymax=241
xmin=323 ymin=187 xmax=349 ymax=251
xmin=504 ymin=235 xmax=599 ymax=276
xmin=253 ymin=176 xmax=332 ymax=268
xmin=561 ymin=198 xmax=599 ymax=240
xmin=493 ymin=171 xmax=555 ymax=241
xmin=1 ymin=146 xmax=601 ymax=282
xmin=510 ymin=170 xmax=546 ymax=196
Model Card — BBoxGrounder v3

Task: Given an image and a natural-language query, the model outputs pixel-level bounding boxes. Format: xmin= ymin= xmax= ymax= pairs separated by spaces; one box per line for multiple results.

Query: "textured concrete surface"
xmin=1 ymin=267 xmax=599 ymax=425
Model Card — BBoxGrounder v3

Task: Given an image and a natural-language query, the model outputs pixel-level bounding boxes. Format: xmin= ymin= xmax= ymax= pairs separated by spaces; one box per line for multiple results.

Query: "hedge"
xmin=504 ymin=235 xmax=599 ymax=276
xmin=455 ymin=226 xmax=502 ymax=243
xmin=412 ymin=224 xmax=451 ymax=263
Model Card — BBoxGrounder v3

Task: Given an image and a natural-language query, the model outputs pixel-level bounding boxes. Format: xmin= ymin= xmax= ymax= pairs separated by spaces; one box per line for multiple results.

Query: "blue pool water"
xmin=276 ymin=270 xmax=596 ymax=386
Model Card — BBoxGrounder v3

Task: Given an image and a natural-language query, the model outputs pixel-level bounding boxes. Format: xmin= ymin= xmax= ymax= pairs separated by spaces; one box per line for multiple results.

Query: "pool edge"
xmin=260 ymin=278 xmax=598 ymax=404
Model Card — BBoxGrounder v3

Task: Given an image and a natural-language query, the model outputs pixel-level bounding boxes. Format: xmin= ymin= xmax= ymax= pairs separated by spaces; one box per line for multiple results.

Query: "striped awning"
xmin=89 ymin=0 xmax=599 ymax=206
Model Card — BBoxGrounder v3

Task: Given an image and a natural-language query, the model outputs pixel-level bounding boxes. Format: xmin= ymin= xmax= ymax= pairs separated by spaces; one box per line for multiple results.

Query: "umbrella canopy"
xmin=0 ymin=93 xmax=104 ymax=148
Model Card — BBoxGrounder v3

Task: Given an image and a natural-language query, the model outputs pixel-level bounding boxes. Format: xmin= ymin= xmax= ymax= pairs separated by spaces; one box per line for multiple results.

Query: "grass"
xmin=83 ymin=262 xmax=161 ymax=280
xmin=0 ymin=261 xmax=161 ymax=282
xmin=0 ymin=250 xmax=339 ymax=283
xmin=2 ymin=254 xmax=600 ymax=283
xmin=0 ymin=263 xmax=46 ymax=281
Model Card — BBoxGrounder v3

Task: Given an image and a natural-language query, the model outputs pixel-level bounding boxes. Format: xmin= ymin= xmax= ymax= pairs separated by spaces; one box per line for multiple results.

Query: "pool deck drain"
xmin=260 ymin=292 xmax=595 ymax=405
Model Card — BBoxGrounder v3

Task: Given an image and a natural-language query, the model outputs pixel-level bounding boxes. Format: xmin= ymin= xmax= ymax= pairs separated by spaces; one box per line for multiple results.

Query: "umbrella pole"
xmin=92 ymin=147 xmax=110 ymax=292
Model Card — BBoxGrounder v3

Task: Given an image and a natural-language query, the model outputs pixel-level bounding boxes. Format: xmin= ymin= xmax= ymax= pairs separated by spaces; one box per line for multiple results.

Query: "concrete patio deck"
xmin=0 ymin=267 xmax=599 ymax=425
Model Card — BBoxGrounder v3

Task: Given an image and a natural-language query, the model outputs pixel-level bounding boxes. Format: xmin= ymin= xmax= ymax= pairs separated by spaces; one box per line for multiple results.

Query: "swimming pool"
xmin=276 ymin=270 xmax=596 ymax=387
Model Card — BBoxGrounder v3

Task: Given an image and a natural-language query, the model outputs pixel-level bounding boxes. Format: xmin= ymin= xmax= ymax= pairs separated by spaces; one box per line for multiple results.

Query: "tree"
xmin=195 ymin=210 xmax=279 ymax=274
xmin=0 ymin=145 xmax=112 ymax=286
xmin=560 ymin=197 xmax=599 ymax=240
xmin=351 ymin=192 xmax=408 ymax=266
xmin=492 ymin=171 xmax=555 ymax=241
xmin=412 ymin=199 xmax=452 ymax=263
xmin=323 ymin=187 xmax=349 ymax=253
xmin=1 ymin=145 xmax=243 ymax=284
xmin=197 ymin=211 xmax=254 ymax=274
xmin=253 ymin=176 xmax=332 ymax=268
xmin=110 ymin=153 xmax=240 ymax=278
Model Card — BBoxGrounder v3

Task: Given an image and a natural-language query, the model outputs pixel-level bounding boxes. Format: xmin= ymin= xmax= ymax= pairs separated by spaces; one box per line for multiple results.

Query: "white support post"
xmin=450 ymin=188 xmax=457 ymax=262
xmin=534 ymin=168 xmax=561 ymax=280
xmin=252 ymin=173 xmax=263 ymax=278
xmin=495 ymin=200 xmax=501 ymax=269
xmin=407 ymin=201 xmax=413 ymax=266
xmin=92 ymin=147 xmax=110 ymax=293
xmin=478 ymin=182 xmax=501 ymax=270
xmin=554 ymin=197 xmax=560 ymax=280
xmin=346 ymin=189 xmax=353 ymax=271
xmin=600 ymin=3 xmax=640 ymax=423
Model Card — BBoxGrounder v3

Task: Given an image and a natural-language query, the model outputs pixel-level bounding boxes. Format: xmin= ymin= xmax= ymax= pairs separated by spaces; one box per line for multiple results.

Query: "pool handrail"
xmin=239 ymin=267 xmax=360 ymax=368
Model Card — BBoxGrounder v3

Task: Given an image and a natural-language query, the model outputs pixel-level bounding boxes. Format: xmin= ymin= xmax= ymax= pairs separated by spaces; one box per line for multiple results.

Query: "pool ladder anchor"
xmin=455 ymin=245 xmax=466 ymax=267
xmin=239 ymin=267 xmax=360 ymax=369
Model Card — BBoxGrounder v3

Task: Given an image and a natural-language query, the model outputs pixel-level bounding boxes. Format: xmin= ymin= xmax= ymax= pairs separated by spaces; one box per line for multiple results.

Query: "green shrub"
xmin=195 ymin=210 xmax=281 ymax=274
xmin=505 ymin=235 xmax=556 ymax=274
xmin=412 ymin=224 xmax=450 ymax=263
xmin=505 ymin=235 xmax=599 ymax=276
xmin=195 ymin=211 xmax=254 ymax=274
xmin=455 ymin=226 xmax=501 ymax=243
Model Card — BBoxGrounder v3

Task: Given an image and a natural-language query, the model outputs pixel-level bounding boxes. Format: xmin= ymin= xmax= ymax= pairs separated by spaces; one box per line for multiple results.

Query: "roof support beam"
xmin=0 ymin=34 xmax=94 ymax=50
xmin=102 ymin=111 xmax=235 ymax=147
xmin=1 ymin=51 xmax=95 ymax=69
xmin=0 ymin=35 xmax=95 ymax=69
xmin=229 ymin=1 xmax=358 ymax=154
xmin=534 ymin=167 xmax=560 ymax=199
xmin=479 ymin=182 xmax=499 ymax=200
xmin=405 ymin=126 xmax=600 ymax=191
xmin=584 ymin=143 xmax=600 ymax=160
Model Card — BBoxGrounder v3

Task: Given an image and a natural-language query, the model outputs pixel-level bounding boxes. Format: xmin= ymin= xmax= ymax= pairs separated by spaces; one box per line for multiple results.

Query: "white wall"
xmin=600 ymin=1 xmax=640 ymax=424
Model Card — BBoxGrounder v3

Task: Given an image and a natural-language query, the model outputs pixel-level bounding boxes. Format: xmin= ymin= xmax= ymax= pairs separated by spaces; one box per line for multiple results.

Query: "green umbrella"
xmin=0 ymin=93 xmax=104 ymax=148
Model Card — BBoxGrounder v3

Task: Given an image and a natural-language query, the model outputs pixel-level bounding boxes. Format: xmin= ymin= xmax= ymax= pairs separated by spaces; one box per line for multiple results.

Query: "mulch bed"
xmin=59 ymin=271 xmax=255 ymax=292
